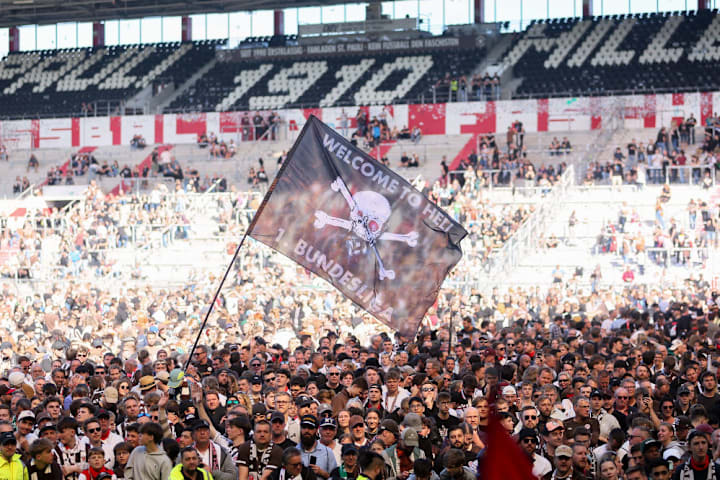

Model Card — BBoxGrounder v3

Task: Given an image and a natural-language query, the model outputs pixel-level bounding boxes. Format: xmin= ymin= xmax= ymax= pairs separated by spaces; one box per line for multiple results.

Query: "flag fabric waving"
xmin=247 ymin=116 xmax=466 ymax=338
xmin=481 ymin=414 xmax=536 ymax=480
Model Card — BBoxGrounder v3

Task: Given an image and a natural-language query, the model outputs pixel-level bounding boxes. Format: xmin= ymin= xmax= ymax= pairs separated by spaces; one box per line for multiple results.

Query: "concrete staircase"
xmin=156 ymin=58 xmax=218 ymax=113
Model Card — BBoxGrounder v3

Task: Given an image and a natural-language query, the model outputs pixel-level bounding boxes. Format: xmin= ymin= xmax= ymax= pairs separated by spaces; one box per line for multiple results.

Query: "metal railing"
xmin=480 ymin=165 xmax=575 ymax=291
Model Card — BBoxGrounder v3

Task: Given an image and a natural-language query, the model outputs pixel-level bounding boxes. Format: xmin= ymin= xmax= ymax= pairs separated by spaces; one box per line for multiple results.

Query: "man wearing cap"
xmin=542 ymin=420 xmax=566 ymax=461
xmin=330 ymin=444 xmax=360 ymax=480
xmin=319 ymin=417 xmax=342 ymax=465
xmin=379 ymin=420 xmax=400 ymax=451
xmin=519 ymin=428 xmax=552 ymax=479
xmin=298 ymin=415 xmax=337 ymax=479
xmin=192 ymin=420 xmax=237 ymax=480
xmin=238 ymin=419 xmax=284 ymax=480
xmin=17 ymin=410 xmax=38 ymax=448
xmin=382 ymin=428 xmax=425 ymax=480
xmin=270 ymin=412 xmax=295 ymax=451
xmin=0 ymin=430 xmax=27 ymax=480
xmin=349 ymin=416 xmax=368 ymax=449
xmin=550 ymin=445 xmax=584 ymax=480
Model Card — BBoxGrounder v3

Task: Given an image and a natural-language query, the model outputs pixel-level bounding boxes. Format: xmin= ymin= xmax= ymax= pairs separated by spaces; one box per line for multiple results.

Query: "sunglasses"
xmin=616 ymin=396 xmax=629 ymax=399
xmin=251 ymin=363 xmax=261 ymax=367
xmin=524 ymin=415 xmax=537 ymax=420
xmin=86 ymin=427 xmax=101 ymax=433
xmin=521 ymin=438 xmax=537 ymax=444
xmin=138 ymin=413 xmax=150 ymax=418
xmin=227 ymin=400 xmax=239 ymax=406
xmin=328 ymin=372 xmax=340 ymax=376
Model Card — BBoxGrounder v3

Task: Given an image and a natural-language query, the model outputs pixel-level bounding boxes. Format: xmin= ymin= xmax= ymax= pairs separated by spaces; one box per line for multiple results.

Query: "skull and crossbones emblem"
xmin=314 ymin=177 xmax=418 ymax=280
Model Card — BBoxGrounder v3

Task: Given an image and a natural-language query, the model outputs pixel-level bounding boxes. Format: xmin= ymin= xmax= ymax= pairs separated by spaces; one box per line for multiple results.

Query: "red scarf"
xmin=82 ymin=466 xmax=115 ymax=480
xmin=691 ymin=456 xmax=710 ymax=471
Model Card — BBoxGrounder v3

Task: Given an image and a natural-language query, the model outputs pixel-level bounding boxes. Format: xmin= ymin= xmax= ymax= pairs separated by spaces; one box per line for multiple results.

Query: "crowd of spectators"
xmin=582 ymin=117 xmax=719 ymax=189
xmin=197 ymin=133 xmax=237 ymax=159
xmin=434 ymin=73 xmax=501 ymax=102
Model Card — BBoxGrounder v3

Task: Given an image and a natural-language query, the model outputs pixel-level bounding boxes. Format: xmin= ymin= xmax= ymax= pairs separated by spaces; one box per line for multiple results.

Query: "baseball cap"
xmin=192 ymin=420 xmax=210 ymax=431
xmin=678 ymin=385 xmax=691 ymax=395
xmin=319 ymin=417 xmax=337 ymax=429
xmin=545 ymin=420 xmax=564 ymax=433
xmin=401 ymin=413 xmax=423 ymax=430
xmin=555 ymin=445 xmax=573 ymax=458
xmin=349 ymin=415 xmax=365 ymax=428
xmin=401 ymin=428 xmax=419 ymax=447
xmin=379 ymin=419 xmax=399 ymax=437
xmin=167 ymin=369 xmax=185 ymax=389
xmin=39 ymin=423 xmax=57 ymax=434
xmin=518 ymin=428 xmax=538 ymax=441
xmin=318 ymin=403 xmax=332 ymax=415
xmin=251 ymin=375 xmax=263 ymax=385
xmin=675 ymin=416 xmax=692 ymax=430
xmin=103 ymin=387 xmax=119 ymax=404
xmin=155 ymin=371 xmax=170 ymax=384
xmin=300 ymin=415 xmax=318 ymax=429
xmin=590 ymin=390 xmax=602 ymax=398
xmin=270 ymin=411 xmax=285 ymax=423
xmin=502 ymin=386 xmax=517 ymax=396
xmin=0 ymin=432 xmax=16 ymax=445
xmin=342 ymin=444 xmax=359 ymax=456
xmin=368 ymin=384 xmax=382 ymax=392
xmin=17 ymin=411 xmax=35 ymax=423
xmin=641 ymin=439 xmax=661 ymax=452
xmin=252 ymin=404 xmax=267 ymax=416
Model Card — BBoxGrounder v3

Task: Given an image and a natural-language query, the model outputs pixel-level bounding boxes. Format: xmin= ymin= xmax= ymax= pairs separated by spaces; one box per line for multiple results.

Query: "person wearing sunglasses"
xmin=518 ymin=428 xmax=551 ymax=479
xmin=83 ymin=418 xmax=115 ymax=469
xmin=519 ymin=405 xmax=540 ymax=431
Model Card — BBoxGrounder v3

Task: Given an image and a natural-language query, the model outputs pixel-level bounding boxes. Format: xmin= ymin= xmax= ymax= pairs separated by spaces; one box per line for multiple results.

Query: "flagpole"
xmin=183 ymin=230 xmax=249 ymax=372
xmin=448 ymin=315 xmax=453 ymax=358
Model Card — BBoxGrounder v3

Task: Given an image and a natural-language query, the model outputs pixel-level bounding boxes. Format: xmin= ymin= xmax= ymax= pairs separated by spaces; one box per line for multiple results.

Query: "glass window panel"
xmin=495 ymin=0 xmax=521 ymax=21
xmin=229 ymin=12 xmax=251 ymax=46
xmin=284 ymin=8 xmax=298 ymax=35
xmin=484 ymin=0 xmax=496 ymax=22
xmin=546 ymin=0 xmax=576 ymax=18
xmin=657 ymin=0 xmax=686 ymax=12
xmin=36 ymin=24 xmax=56 ymax=50
xmin=0 ymin=29 xmax=8 ymax=59
xmin=251 ymin=10 xmax=274 ymax=36
xmin=298 ymin=6 xmax=321 ymax=25
xmin=631 ymin=0 xmax=658 ymax=13
xmin=162 ymin=17 xmax=181 ymax=42
xmin=394 ymin=0 xmax=419 ymax=19
xmin=445 ymin=0 xmax=471 ymax=25
xmin=522 ymin=0 xmax=548 ymax=21
xmin=119 ymin=19 xmax=140 ymax=44
xmin=140 ymin=17 xmax=162 ymax=44
xmin=345 ymin=3 xmax=368 ymax=22
xmin=322 ymin=5 xmax=345 ymax=23
xmin=19 ymin=25 xmax=36 ymax=52
xmin=104 ymin=20 xmax=119 ymax=46
xmin=419 ymin=0 xmax=444 ymax=34
xmin=190 ymin=14 xmax=207 ymax=40
xmin=77 ymin=22 xmax=92 ymax=47
xmin=206 ymin=13 xmax=228 ymax=40
xmin=382 ymin=1 xmax=394 ymax=17
xmin=598 ymin=0 xmax=631 ymax=15
xmin=57 ymin=23 xmax=77 ymax=49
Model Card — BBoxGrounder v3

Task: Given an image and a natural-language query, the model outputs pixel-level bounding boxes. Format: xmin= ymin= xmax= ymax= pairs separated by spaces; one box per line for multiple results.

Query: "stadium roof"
xmin=0 ymin=0 xmax=351 ymax=28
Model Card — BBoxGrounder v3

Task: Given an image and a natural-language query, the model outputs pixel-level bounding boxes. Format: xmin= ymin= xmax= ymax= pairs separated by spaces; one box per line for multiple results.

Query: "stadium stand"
xmin=501 ymin=9 xmax=720 ymax=98
xmin=0 ymin=40 xmax=222 ymax=118
xmin=167 ymin=48 xmax=484 ymax=112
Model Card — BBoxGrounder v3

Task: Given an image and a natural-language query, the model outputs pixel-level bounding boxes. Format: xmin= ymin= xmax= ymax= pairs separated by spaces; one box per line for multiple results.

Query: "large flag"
xmin=481 ymin=414 xmax=536 ymax=480
xmin=248 ymin=116 xmax=466 ymax=337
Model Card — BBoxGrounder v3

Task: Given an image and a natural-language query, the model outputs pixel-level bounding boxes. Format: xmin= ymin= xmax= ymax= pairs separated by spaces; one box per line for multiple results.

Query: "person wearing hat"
xmin=348 ymin=416 xmax=368 ymax=449
xmin=378 ymin=419 xmax=400 ymax=450
xmin=550 ymin=444 xmax=583 ymax=480
xmin=382 ymin=428 xmax=425 ymax=480
xmin=269 ymin=411 xmax=295 ymax=451
xmin=518 ymin=428 xmax=552 ymax=479
xmin=0 ymin=431 xmax=27 ymax=480
xmin=319 ymin=417 xmax=342 ymax=465
xmin=542 ymin=420 xmax=566 ymax=460
xmin=237 ymin=420 xmax=284 ymax=480
xmin=191 ymin=420 xmax=238 ymax=480
xmin=676 ymin=385 xmax=693 ymax=417
xmin=673 ymin=429 xmax=720 ymax=480
xmin=330 ymin=444 xmax=360 ymax=480
xmin=17 ymin=410 xmax=38 ymax=446
xmin=298 ymin=415 xmax=337 ymax=479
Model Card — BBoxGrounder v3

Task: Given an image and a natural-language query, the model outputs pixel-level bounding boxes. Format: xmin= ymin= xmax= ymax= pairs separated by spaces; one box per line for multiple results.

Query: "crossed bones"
xmin=314 ymin=177 xmax=418 ymax=280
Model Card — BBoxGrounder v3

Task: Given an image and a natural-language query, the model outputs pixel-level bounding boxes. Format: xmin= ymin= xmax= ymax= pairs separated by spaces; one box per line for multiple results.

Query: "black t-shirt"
xmin=237 ymin=441 xmax=284 ymax=475
xmin=432 ymin=413 xmax=461 ymax=440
